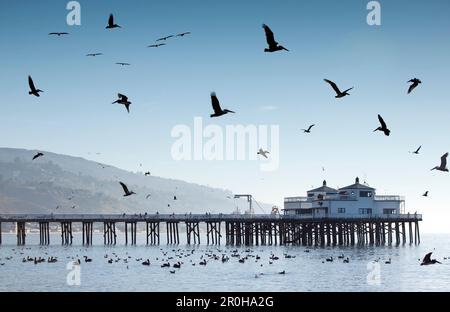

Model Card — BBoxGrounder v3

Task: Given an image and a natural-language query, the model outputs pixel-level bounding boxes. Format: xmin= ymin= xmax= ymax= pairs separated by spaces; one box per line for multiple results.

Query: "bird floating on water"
xmin=28 ymin=76 xmax=43 ymax=97
xmin=302 ymin=124 xmax=315 ymax=134
xmin=262 ymin=24 xmax=289 ymax=52
xmin=374 ymin=114 xmax=391 ymax=136
xmin=119 ymin=182 xmax=136 ymax=197
xmin=407 ymin=78 xmax=422 ymax=94
xmin=106 ymin=14 xmax=121 ymax=29
xmin=210 ymin=92 xmax=235 ymax=118
xmin=324 ymin=79 xmax=353 ymax=98
xmin=257 ymin=149 xmax=270 ymax=159
xmin=112 ymin=93 xmax=132 ymax=113
xmin=431 ymin=153 xmax=448 ymax=172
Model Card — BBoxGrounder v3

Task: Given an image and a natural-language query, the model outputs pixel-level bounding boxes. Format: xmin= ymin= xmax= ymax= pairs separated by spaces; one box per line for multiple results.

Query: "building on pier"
xmin=284 ymin=177 xmax=405 ymax=217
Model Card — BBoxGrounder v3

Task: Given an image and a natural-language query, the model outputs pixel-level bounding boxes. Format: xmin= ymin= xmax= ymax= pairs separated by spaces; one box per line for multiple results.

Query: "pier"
xmin=0 ymin=214 xmax=422 ymax=247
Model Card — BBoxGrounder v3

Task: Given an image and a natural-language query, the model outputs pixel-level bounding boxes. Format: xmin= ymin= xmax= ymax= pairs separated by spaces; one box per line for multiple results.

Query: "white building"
xmin=284 ymin=177 xmax=405 ymax=217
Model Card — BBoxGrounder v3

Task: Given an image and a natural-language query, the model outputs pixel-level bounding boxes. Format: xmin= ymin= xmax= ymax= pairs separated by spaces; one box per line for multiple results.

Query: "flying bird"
xmin=32 ymin=152 xmax=44 ymax=160
xmin=262 ymin=24 xmax=289 ymax=52
xmin=422 ymin=191 xmax=429 ymax=197
xmin=28 ymin=76 xmax=43 ymax=97
xmin=146 ymin=194 xmax=151 ymax=199
xmin=147 ymin=43 xmax=166 ymax=48
xmin=106 ymin=14 xmax=121 ymax=29
xmin=210 ymin=92 xmax=235 ymax=118
xmin=407 ymin=78 xmax=422 ymax=94
xmin=112 ymin=93 xmax=132 ymax=113
xmin=257 ymin=149 xmax=270 ymax=159
xmin=373 ymin=114 xmax=391 ymax=136
xmin=302 ymin=124 xmax=315 ymax=133
xmin=421 ymin=252 xmax=441 ymax=265
xmin=119 ymin=182 xmax=136 ymax=197
xmin=176 ymin=32 xmax=191 ymax=37
xmin=144 ymin=172 xmax=151 ymax=176
xmin=86 ymin=53 xmax=103 ymax=57
xmin=115 ymin=62 xmax=130 ymax=66
xmin=431 ymin=153 xmax=449 ymax=172
xmin=411 ymin=145 xmax=422 ymax=155
xmin=324 ymin=79 xmax=353 ymax=98
xmin=156 ymin=35 xmax=174 ymax=41
xmin=48 ymin=32 xmax=69 ymax=36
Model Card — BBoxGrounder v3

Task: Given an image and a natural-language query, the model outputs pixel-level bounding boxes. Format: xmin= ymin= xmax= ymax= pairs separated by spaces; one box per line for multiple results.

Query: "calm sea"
xmin=0 ymin=233 xmax=449 ymax=292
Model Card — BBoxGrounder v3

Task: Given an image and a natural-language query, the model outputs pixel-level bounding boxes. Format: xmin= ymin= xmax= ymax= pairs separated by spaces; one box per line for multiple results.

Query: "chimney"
xmin=355 ymin=177 xmax=360 ymax=184
xmin=323 ymin=180 xmax=327 ymax=186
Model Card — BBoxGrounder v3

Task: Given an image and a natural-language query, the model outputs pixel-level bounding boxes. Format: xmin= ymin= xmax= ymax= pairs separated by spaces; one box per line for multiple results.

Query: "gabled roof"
xmin=308 ymin=180 xmax=337 ymax=193
xmin=339 ymin=177 xmax=375 ymax=191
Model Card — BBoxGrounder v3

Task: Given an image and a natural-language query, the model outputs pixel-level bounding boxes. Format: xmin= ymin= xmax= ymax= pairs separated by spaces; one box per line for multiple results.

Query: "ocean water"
xmin=0 ymin=233 xmax=449 ymax=292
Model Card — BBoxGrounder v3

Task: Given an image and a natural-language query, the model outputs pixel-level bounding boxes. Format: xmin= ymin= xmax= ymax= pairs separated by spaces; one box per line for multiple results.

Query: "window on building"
xmin=383 ymin=209 xmax=397 ymax=215
xmin=360 ymin=191 xmax=373 ymax=198
xmin=359 ymin=208 xmax=373 ymax=215
xmin=338 ymin=208 xmax=346 ymax=213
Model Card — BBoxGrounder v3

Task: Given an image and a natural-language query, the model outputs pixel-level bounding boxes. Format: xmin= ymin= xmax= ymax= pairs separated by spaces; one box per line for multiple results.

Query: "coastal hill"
xmin=0 ymin=148 xmax=263 ymax=215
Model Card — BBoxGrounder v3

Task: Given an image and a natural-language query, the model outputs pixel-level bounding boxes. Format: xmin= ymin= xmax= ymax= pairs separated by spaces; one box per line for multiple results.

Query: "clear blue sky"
xmin=1 ymin=0 xmax=450 ymax=232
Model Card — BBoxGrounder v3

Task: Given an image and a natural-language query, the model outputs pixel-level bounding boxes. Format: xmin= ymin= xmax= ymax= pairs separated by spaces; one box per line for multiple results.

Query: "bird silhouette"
xmin=423 ymin=191 xmax=429 ymax=197
xmin=106 ymin=14 xmax=121 ymax=29
xmin=112 ymin=93 xmax=132 ymax=113
xmin=302 ymin=124 xmax=315 ymax=133
xmin=407 ymin=78 xmax=422 ymax=94
xmin=115 ymin=62 xmax=131 ymax=66
xmin=176 ymin=32 xmax=191 ymax=37
xmin=210 ymin=92 xmax=235 ymax=118
xmin=146 ymin=194 xmax=151 ymax=199
xmin=28 ymin=76 xmax=43 ymax=97
xmin=119 ymin=182 xmax=136 ymax=197
xmin=144 ymin=172 xmax=151 ymax=176
xmin=262 ymin=24 xmax=288 ymax=52
xmin=48 ymin=32 xmax=69 ymax=36
xmin=86 ymin=53 xmax=103 ymax=57
xmin=147 ymin=43 xmax=166 ymax=48
xmin=257 ymin=149 xmax=270 ymax=159
xmin=431 ymin=153 xmax=449 ymax=172
xmin=374 ymin=114 xmax=390 ymax=136
xmin=156 ymin=35 xmax=174 ymax=41
xmin=421 ymin=252 xmax=441 ymax=265
xmin=32 ymin=152 xmax=44 ymax=160
xmin=411 ymin=145 xmax=422 ymax=154
xmin=324 ymin=79 xmax=353 ymax=98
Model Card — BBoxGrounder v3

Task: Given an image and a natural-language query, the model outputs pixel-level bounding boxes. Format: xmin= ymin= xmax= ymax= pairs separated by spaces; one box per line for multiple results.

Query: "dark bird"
xmin=302 ymin=124 xmax=315 ymax=133
xmin=431 ymin=153 xmax=449 ymax=172
xmin=142 ymin=259 xmax=150 ymax=266
xmin=374 ymin=114 xmax=391 ymax=136
xmin=411 ymin=145 xmax=422 ymax=155
xmin=146 ymin=194 xmax=151 ymax=199
xmin=115 ymin=62 xmax=130 ymax=66
xmin=210 ymin=92 xmax=235 ymax=118
xmin=112 ymin=93 xmax=131 ymax=113
xmin=48 ymin=32 xmax=69 ymax=36
xmin=147 ymin=43 xmax=166 ymax=48
xmin=32 ymin=152 xmax=44 ymax=160
xmin=257 ymin=149 xmax=270 ymax=159
xmin=84 ymin=256 xmax=92 ymax=263
xmin=174 ymin=196 xmax=177 ymax=200
xmin=324 ymin=79 xmax=353 ymax=98
xmin=86 ymin=53 xmax=103 ymax=57
xmin=407 ymin=78 xmax=422 ymax=94
xmin=106 ymin=14 xmax=121 ymax=29
xmin=385 ymin=258 xmax=391 ymax=264
xmin=144 ymin=172 xmax=151 ymax=176
xmin=423 ymin=191 xmax=429 ymax=197
xmin=119 ymin=182 xmax=136 ymax=197
xmin=262 ymin=24 xmax=288 ymax=52
xmin=421 ymin=252 xmax=441 ymax=265
xmin=156 ymin=35 xmax=174 ymax=41
xmin=28 ymin=76 xmax=43 ymax=97
xmin=176 ymin=32 xmax=191 ymax=37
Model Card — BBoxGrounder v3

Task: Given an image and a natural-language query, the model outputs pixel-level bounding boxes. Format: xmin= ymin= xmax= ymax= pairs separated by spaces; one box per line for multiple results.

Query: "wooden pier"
xmin=0 ymin=214 xmax=422 ymax=247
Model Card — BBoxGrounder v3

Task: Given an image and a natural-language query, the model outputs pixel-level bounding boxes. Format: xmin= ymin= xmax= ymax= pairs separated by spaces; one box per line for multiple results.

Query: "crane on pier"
xmin=233 ymin=195 xmax=267 ymax=215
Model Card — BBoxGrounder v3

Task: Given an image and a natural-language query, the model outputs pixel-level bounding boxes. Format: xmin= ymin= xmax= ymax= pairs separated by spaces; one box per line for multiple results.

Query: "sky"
xmin=1 ymin=0 xmax=450 ymax=232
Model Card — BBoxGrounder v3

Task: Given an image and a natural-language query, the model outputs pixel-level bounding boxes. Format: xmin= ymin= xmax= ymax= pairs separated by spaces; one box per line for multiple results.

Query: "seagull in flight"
xmin=86 ymin=53 xmax=103 ymax=57
xmin=115 ymin=62 xmax=131 ymax=66
xmin=106 ymin=14 xmax=121 ymax=29
xmin=112 ymin=93 xmax=132 ymax=113
xmin=420 ymin=252 xmax=441 ymax=265
xmin=210 ymin=92 xmax=235 ymax=118
xmin=32 ymin=152 xmax=44 ymax=160
xmin=302 ymin=124 xmax=315 ymax=133
xmin=407 ymin=78 xmax=422 ymax=94
xmin=176 ymin=32 xmax=191 ymax=37
xmin=119 ymin=182 xmax=136 ymax=197
xmin=373 ymin=114 xmax=390 ymax=136
xmin=422 ymin=191 xmax=429 ymax=197
xmin=48 ymin=32 xmax=69 ymax=36
xmin=28 ymin=76 xmax=43 ymax=97
xmin=257 ymin=149 xmax=270 ymax=159
xmin=262 ymin=24 xmax=289 ymax=52
xmin=156 ymin=35 xmax=174 ymax=41
xmin=411 ymin=145 xmax=422 ymax=155
xmin=431 ymin=153 xmax=448 ymax=172
xmin=147 ymin=43 xmax=166 ymax=48
xmin=324 ymin=79 xmax=353 ymax=98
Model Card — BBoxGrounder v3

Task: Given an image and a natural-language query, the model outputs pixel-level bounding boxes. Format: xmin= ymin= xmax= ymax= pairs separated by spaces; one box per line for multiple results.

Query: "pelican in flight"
xmin=421 ymin=252 xmax=441 ymax=265
xmin=119 ymin=182 xmax=136 ymax=197
xmin=32 ymin=152 xmax=44 ymax=160
xmin=210 ymin=92 xmax=235 ymax=118
xmin=262 ymin=24 xmax=289 ymax=52
xmin=147 ymin=43 xmax=166 ymax=48
xmin=324 ymin=79 xmax=353 ymax=98
xmin=407 ymin=78 xmax=421 ymax=94
xmin=176 ymin=32 xmax=191 ymax=37
xmin=302 ymin=124 xmax=315 ymax=133
xmin=112 ymin=93 xmax=132 ymax=113
xmin=411 ymin=145 xmax=422 ymax=155
xmin=115 ymin=62 xmax=131 ymax=66
xmin=28 ymin=76 xmax=43 ymax=97
xmin=431 ymin=153 xmax=448 ymax=172
xmin=156 ymin=35 xmax=174 ymax=41
xmin=48 ymin=32 xmax=69 ymax=36
xmin=257 ymin=149 xmax=270 ymax=159
xmin=374 ymin=114 xmax=390 ymax=136
xmin=106 ymin=14 xmax=121 ymax=29
xmin=86 ymin=53 xmax=103 ymax=57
